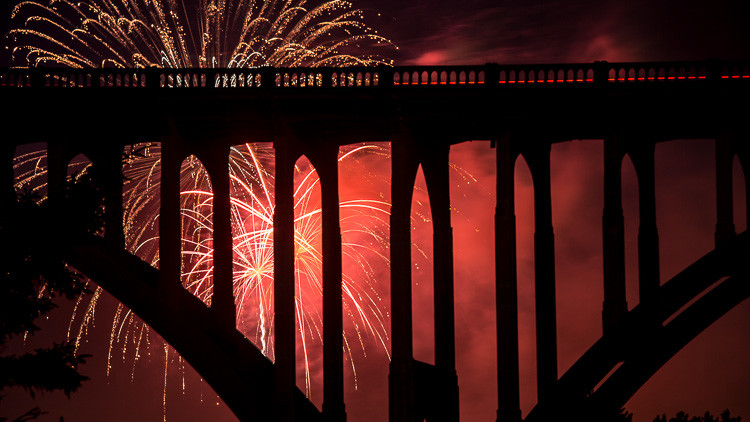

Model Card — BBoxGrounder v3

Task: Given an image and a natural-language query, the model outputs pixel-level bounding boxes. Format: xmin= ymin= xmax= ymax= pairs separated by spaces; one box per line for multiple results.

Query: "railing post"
xmin=319 ymin=146 xmax=346 ymax=422
xmin=602 ymin=134 xmax=627 ymax=335
xmin=273 ymin=139 xmax=296 ymax=422
xmin=495 ymin=135 xmax=521 ymax=422
xmin=525 ymin=143 xmax=558 ymax=404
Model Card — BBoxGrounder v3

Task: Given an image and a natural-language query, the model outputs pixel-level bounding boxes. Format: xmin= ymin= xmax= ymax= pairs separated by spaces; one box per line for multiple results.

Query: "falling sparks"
xmin=7 ymin=0 xmax=394 ymax=68
xmin=6 ymin=0 xmax=398 ymax=409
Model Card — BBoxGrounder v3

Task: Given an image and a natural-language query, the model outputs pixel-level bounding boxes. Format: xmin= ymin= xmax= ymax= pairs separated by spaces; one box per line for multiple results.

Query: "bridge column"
xmin=525 ymin=144 xmax=558 ymax=404
xmin=318 ymin=146 xmax=346 ymax=422
xmin=158 ymin=131 xmax=183 ymax=296
xmin=1 ymin=141 xmax=15 ymax=213
xmin=424 ymin=143 xmax=459 ymax=421
xmin=602 ymin=135 xmax=627 ymax=335
xmin=389 ymin=134 xmax=417 ymax=422
xmin=274 ymin=141 xmax=296 ymax=422
xmin=737 ymin=144 xmax=750 ymax=228
xmin=715 ymin=134 xmax=736 ymax=247
xmin=209 ymin=145 xmax=237 ymax=328
xmin=99 ymin=144 xmax=124 ymax=251
xmin=47 ymin=142 xmax=68 ymax=216
xmin=495 ymin=136 xmax=521 ymax=422
xmin=630 ymin=141 xmax=660 ymax=307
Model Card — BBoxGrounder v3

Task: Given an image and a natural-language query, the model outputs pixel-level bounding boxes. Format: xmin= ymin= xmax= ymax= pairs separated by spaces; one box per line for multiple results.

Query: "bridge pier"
xmin=495 ymin=135 xmax=522 ymax=422
xmin=274 ymin=140 xmax=297 ymax=422
xmin=158 ymin=129 xmax=184 ymax=298
xmin=630 ymin=141 xmax=660 ymax=307
xmin=602 ymin=134 xmax=628 ymax=336
xmin=524 ymin=143 xmax=558 ymax=404
xmin=317 ymin=146 xmax=346 ymax=422
xmin=1 ymin=141 xmax=15 ymax=213
xmin=389 ymin=134 xmax=418 ymax=422
xmin=47 ymin=142 xmax=68 ymax=217
xmin=715 ymin=134 xmax=736 ymax=248
xmin=99 ymin=144 xmax=124 ymax=251
xmin=205 ymin=145 xmax=237 ymax=329
xmin=424 ymin=142 xmax=459 ymax=421
xmin=737 ymin=144 xmax=750 ymax=228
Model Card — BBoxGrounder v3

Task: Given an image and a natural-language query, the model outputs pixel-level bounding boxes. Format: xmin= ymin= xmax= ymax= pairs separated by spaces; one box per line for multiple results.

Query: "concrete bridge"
xmin=1 ymin=60 xmax=749 ymax=421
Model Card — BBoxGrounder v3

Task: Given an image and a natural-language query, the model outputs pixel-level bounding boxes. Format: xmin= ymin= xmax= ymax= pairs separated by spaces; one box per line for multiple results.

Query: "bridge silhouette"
xmin=1 ymin=60 xmax=749 ymax=421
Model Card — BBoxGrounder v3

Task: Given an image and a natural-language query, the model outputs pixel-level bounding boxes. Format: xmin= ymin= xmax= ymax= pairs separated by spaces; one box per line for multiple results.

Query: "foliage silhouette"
xmin=0 ymin=165 xmax=108 ymax=421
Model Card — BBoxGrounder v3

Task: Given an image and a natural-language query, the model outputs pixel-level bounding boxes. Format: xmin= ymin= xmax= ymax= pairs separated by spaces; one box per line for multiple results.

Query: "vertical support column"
xmin=47 ymin=142 xmax=68 ymax=216
xmin=159 ymin=131 xmax=182 ymax=297
xmin=319 ymin=147 xmax=345 ymax=422
xmin=211 ymin=145 xmax=237 ymax=328
xmin=715 ymin=134 xmax=735 ymax=248
xmin=526 ymin=145 xmax=558 ymax=404
xmin=602 ymin=135 xmax=627 ymax=335
xmin=738 ymin=147 xmax=750 ymax=229
xmin=495 ymin=136 xmax=521 ymax=422
xmin=274 ymin=141 xmax=296 ymax=422
xmin=1 ymin=141 xmax=15 ymax=214
xmin=389 ymin=136 xmax=416 ymax=422
xmin=101 ymin=144 xmax=124 ymax=251
xmin=425 ymin=143 xmax=459 ymax=421
xmin=631 ymin=142 xmax=660 ymax=307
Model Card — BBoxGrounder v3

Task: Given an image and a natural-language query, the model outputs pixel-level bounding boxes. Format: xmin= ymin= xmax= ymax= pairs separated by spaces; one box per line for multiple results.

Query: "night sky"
xmin=2 ymin=0 xmax=750 ymax=421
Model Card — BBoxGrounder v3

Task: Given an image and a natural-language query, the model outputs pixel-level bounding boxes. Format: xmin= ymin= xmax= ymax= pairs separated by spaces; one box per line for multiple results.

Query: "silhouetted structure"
xmin=1 ymin=60 xmax=749 ymax=422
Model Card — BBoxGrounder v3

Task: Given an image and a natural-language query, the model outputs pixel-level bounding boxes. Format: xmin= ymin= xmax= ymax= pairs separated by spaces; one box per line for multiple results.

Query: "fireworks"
xmin=7 ymin=0 xmax=394 ymax=68
xmin=7 ymin=0 xmax=397 ymax=405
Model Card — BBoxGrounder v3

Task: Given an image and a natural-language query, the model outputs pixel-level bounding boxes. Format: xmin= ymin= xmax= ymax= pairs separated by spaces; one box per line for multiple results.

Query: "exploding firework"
xmin=7 ymin=0 xmax=394 ymax=68
xmin=7 ymin=0 xmax=396 ymax=406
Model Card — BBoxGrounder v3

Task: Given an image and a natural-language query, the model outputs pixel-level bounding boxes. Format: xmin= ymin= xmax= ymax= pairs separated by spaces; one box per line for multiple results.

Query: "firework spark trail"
xmin=123 ymin=143 xmax=394 ymax=399
xmin=8 ymin=0 xmax=394 ymax=68
xmin=7 ymin=0 xmax=398 ymax=407
xmin=11 ymin=141 xmax=394 ymax=401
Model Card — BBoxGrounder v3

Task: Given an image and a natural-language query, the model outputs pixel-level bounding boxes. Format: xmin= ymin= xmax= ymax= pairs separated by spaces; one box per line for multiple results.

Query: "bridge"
xmin=1 ymin=60 xmax=750 ymax=421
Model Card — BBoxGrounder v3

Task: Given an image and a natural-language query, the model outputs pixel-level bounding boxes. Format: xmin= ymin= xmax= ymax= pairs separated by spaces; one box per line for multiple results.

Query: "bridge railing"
xmin=1 ymin=60 xmax=749 ymax=89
